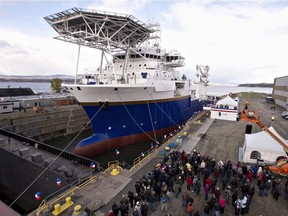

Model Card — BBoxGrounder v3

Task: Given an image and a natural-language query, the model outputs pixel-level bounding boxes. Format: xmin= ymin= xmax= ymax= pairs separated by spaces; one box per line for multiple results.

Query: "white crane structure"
xmin=195 ymin=65 xmax=209 ymax=100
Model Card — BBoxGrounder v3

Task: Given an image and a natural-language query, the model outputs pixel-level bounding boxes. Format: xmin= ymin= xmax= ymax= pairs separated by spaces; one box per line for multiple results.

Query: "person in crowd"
xmin=285 ymin=179 xmax=288 ymax=201
xmin=213 ymin=201 xmax=220 ymax=216
xmin=263 ymin=179 xmax=271 ymax=196
xmin=204 ymin=183 xmax=210 ymax=200
xmin=273 ymin=181 xmax=281 ymax=201
xmin=134 ymin=201 xmax=141 ymax=216
xmin=108 ymin=209 xmax=115 ymax=216
xmin=257 ymin=167 xmax=263 ymax=187
xmin=141 ymin=201 xmax=148 ymax=216
xmin=232 ymin=189 xmax=238 ymax=207
xmin=160 ymin=193 xmax=169 ymax=212
xmin=187 ymin=201 xmax=194 ymax=216
xmin=111 ymin=203 xmax=119 ymax=216
xmin=219 ymin=195 xmax=226 ymax=214
xmin=203 ymin=202 xmax=211 ymax=216
xmin=187 ymin=175 xmax=193 ymax=191
xmin=234 ymin=198 xmax=241 ymax=215
xmin=240 ymin=195 xmax=247 ymax=215
xmin=244 ymin=194 xmax=251 ymax=214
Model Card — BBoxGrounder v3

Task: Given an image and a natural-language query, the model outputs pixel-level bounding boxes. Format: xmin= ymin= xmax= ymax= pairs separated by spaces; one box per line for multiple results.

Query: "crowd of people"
xmin=105 ymin=149 xmax=288 ymax=216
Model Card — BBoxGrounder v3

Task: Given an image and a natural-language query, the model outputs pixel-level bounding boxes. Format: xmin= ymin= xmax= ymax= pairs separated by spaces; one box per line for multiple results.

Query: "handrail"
xmin=36 ymin=175 xmax=97 ymax=215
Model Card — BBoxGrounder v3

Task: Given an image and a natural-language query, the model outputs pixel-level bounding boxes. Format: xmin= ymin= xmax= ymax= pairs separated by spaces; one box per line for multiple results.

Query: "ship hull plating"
xmin=74 ymin=97 xmax=203 ymax=157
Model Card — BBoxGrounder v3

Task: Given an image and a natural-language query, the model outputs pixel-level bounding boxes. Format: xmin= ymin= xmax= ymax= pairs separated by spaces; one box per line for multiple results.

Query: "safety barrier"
xmin=36 ymin=175 xmax=97 ymax=215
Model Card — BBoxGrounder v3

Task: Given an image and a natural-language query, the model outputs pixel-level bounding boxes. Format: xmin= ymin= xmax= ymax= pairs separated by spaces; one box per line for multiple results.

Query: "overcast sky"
xmin=0 ymin=0 xmax=287 ymax=84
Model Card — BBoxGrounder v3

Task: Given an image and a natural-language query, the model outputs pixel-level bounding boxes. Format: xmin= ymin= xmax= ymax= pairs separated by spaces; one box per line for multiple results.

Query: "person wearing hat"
xmin=135 ymin=201 xmax=141 ymax=215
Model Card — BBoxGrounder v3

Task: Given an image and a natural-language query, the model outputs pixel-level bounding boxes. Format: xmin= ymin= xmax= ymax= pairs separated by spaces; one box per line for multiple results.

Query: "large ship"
xmin=45 ymin=8 xmax=209 ymax=158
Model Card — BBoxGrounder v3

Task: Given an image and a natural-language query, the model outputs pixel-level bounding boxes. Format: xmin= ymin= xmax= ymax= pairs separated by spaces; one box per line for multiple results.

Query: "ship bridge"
xmin=44 ymin=7 xmax=153 ymax=53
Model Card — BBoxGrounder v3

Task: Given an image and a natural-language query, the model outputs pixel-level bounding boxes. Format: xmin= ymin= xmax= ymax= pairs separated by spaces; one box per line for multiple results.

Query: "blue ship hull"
xmin=74 ymin=96 xmax=203 ymax=158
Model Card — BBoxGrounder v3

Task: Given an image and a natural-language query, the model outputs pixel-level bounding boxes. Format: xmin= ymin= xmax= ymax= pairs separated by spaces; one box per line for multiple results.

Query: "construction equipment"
xmin=240 ymin=102 xmax=288 ymax=176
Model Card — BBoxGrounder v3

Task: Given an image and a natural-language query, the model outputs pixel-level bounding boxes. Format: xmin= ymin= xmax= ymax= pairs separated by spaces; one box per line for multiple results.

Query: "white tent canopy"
xmin=242 ymin=126 xmax=288 ymax=164
xmin=216 ymin=96 xmax=238 ymax=107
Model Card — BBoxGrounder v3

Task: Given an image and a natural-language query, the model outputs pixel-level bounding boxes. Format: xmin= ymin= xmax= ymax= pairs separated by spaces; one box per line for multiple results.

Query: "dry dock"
xmin=10 ymin=93 xmax=288 ymax=215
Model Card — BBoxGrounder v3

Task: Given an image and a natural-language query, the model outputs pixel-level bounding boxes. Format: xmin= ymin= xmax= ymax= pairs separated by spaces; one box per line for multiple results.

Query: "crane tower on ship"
xmin=195 ymin=65 xmax=209 ymax=100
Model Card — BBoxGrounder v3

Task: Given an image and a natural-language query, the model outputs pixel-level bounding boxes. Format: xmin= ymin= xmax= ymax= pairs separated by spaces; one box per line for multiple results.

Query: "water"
xmin=0 ymin=81 xmax=51 ymax=94
xmin=207 ymin=85 xmax=272 ymax=96
xmin=0 ymin=81 xmax=273 ymax=96
xmin=45 ymin=128 xmax=153 ymax=168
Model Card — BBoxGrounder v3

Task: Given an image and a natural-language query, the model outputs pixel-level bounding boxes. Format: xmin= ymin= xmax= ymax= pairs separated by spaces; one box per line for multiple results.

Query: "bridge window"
xmin=250 ymin=151 xmax=261 ymax=160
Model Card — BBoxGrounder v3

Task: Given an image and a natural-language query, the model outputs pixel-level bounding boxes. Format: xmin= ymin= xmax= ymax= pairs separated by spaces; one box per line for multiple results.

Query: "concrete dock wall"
xmin=0 ymin=105 xmax=90 ymax=141
xmin=0 ymin=148 xmax=72 ymax=213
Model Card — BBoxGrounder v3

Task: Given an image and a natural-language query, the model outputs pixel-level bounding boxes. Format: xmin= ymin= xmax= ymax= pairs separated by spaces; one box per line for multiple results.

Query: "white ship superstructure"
xmin=45 ymin=8 xmax=207 ymax=157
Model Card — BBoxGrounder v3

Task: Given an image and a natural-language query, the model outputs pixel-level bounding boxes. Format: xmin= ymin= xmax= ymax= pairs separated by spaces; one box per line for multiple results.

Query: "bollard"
xmin=66 ymin=197 xmax=72 ymax=205
xmin=54 ymin=204 xmax=60 ymax=214
xmin=110 ymin=168 xmax=119 ymax=176
xmin=74 ymin=205 xmax=81 ymax=215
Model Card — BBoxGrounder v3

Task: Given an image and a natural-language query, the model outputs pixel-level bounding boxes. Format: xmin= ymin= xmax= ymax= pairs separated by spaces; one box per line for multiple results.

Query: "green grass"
xmin=235 ymin=92 xmax=269 ymax=99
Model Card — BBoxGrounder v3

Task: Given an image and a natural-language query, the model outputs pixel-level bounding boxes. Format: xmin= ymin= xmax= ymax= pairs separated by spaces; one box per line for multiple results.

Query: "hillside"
xmin=0 ymin=74 xmax=74 ymax=83
xmin=238 ymin=83 xmax=273 ymax=88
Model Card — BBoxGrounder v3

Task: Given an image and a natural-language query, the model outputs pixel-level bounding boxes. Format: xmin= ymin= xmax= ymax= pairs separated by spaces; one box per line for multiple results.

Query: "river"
xmin=0 ymin=81 xmax=273 ymax=96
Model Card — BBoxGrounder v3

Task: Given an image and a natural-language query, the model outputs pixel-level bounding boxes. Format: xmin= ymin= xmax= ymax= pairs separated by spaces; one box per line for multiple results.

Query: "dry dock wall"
xmin=0 ymin=105 xmax=90 ymax=141
xmin=0 ymin=148 xmax=73 ymax=213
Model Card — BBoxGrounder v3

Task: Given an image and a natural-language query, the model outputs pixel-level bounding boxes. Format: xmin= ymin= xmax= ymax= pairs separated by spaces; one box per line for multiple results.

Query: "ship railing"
xmin=36 ymin=174 xmax=97 ymax=215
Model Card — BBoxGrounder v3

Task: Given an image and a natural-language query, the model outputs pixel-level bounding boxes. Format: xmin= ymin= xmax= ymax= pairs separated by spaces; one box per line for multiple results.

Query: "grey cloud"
xmin=0 ymin=40 xmax=11 ymax=48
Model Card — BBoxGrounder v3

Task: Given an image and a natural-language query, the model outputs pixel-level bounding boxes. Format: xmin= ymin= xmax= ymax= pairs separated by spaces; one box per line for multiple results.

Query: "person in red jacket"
xmin=187 ymin=175 xmax=193 ymax=191
xmin=247 ymin=169 xmax=253 ymax=182
xmin=108 ymin=209 xmax=115 ymax=216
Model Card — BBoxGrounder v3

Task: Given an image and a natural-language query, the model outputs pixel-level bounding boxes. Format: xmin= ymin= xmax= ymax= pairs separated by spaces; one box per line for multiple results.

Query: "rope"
xmin=144 ymin=88 xmax=179 ymax=128
xmin=116 ymin=91 xmax=158 ymax=143
xmin=9 ymin=96 xmax=110 ymax=208
xmin=146 ymin=100 xmax=158 ymax=143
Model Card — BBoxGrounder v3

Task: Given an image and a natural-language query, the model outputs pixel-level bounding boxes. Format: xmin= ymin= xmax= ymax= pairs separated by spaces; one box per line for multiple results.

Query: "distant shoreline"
xmin=238 ymin=83 xmax=273 ymax=88
xmin=0 ymin=78 xmax=74 ymax=83
xmin=0 ymin=78 xmax=273 ymax=87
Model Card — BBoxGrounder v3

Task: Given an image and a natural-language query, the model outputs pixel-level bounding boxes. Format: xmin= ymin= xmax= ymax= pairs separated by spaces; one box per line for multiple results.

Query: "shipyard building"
xmin=272 ymin=75 xmax=288 ymax=110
